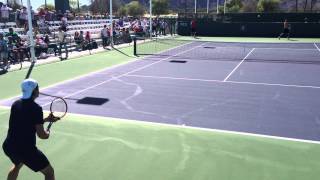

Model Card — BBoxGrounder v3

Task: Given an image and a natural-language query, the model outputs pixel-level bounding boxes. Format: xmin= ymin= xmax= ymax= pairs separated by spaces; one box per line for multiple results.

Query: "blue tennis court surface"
xmin=2 ymin=41 xmax=320 ymax=141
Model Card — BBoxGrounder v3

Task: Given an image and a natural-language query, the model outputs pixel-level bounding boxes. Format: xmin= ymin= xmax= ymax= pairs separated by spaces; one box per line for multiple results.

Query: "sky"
xmin=1 ymin=0 xmax=90 ymax=9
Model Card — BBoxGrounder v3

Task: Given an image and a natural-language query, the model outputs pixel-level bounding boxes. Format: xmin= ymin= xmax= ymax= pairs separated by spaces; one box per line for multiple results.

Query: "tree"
xmin=118 ymin=6 xmax=127 ymax=16
xmin=257 ymin=0 xmax=280 ymax=12
xmin=38 ymin=4 xmax=55 ymax=11
xmin=80 ymin=5 xmax=90 ymax=12
xmin=69 ymin=0 xmax=78 ymax=11
xmin=241 ymin=0 xmax=258 ymax=12
xmin=126 ymin=1 xmax=145 ymax=17
xmin=226 ymin=0 xmax=243 ymax=13
xmin=153 ymin=0 xmax=169 ymax=15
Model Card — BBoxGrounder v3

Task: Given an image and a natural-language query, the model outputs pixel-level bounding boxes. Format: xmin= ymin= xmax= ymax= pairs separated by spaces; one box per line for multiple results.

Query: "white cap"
xmin=21 ymin=79 xmax=38 ymax=99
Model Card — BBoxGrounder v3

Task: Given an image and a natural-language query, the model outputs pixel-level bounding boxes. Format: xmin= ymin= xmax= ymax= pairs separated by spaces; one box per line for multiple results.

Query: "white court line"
xmin=57 ymin=111 xmax=320 ymax=145
xmin=256 ymin=47 xmax=317 ymax=51
xmin=0 ymin=41 xmax=193 ymax=104
xmin=125 ymin=74 xmax=320 ymax=89
xmin=223 ymin=48 xmax=255 ymax=82
xmin=40 ymin=42 xmax=206 ymax=107
xmin=314 ymin=43 xmax=320 ymax=52
xmin=1 ymin=104 xmax=319 ymax=144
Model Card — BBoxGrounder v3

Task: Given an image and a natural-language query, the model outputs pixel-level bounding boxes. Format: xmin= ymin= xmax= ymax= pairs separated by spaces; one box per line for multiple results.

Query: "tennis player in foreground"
xmin=2 ymin=79 xmax=59 ymax=180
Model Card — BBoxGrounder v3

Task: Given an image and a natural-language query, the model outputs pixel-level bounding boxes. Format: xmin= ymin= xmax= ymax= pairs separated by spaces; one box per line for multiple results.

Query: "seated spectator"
xmin=123 ymin=28 xmax=132 ymax=43
xmin=74 ymin=31 xmax=83 ymax=51
xmin=35 ymin=35 xmax=48 ymax=59
xmin=85 ymin=31 xmax=91 ymax=42
xmin=7 ymin=36 xmax=18 ymax=64
xmin=15 ymin=38 xmax=29 ymax=62
xmin=83 ymin=31 xmax=92 ymax=51
xmin=44 ymin=34 xmax=50 ymax=44
xmin=43 ymin=34 xmax=57 ymax=56
xmin=5 ymin=28 xmax=20 ymax=43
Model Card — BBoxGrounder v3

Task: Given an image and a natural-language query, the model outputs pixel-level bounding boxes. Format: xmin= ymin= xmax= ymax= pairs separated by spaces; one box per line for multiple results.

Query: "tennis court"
xmin=1 ymin=38 xmax=320 ymax=180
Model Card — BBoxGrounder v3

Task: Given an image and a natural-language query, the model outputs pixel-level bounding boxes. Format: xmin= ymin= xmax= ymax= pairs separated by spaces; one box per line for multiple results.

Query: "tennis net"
xmin=133 ymin=37 xmax=320 ymax=65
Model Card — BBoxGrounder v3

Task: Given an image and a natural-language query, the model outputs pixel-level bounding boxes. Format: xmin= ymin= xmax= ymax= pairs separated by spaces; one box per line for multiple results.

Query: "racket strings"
xmin=50 ymin=98 xmax=68 ymax=118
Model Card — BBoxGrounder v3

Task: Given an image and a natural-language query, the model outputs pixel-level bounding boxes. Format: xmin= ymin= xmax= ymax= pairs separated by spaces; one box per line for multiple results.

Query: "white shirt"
xmin=101 ymin=28 xmax=108 ymax=37
xmin=1 ymin=5 xmax=11 ymax=18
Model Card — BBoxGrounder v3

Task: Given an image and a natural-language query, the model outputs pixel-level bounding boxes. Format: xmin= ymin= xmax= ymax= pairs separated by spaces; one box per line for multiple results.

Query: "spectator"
xmin=19 ymin=7 xmax=28 ymax=30
xmin=44 ymin=8 xmax=52 ymax=21
xmin=5 ymin=28 xmax=20 ymax=43
xmin=44 ymin=34 xmax=57 ymax=56
xmin=74 ymin=31 xmax=83 ymax=51
xmin=61 ymin=15 xmax=68 ymax=32
xmin=85 ymin=31 xmax=91 ymax=42
xmin=0 ymin=33 xmax=9 ymax=69
xmin=57 ymin=27 xmax=67 ymax=57
xmin=101 ymin=25 xmax=109 ymax=49
xmin=191 ymin=18 xmax=197 ymax=38
xmin=15 ymin=9 xmax=21 ymax=27
xmin=122 ymin=28 xmax=132 ymax=43
xmin=83 ymin=31 xmax=92 ymax=51
xmin=7 ymin=36 xmax=18 ymax=63
xmin=1 ymin=4 xmax=12 ymax=24
xmin=38 ymin=17 xmax=50 ymax=35
xmin=35 ymin=36 xmax=48 ymax=59
xmin=152 ymin=19 xmax=157 ymax=36
xmin=44 ymin=35 xmax=50 ymax=45
xmin=15 ymin=38 xmax=29 ymax=62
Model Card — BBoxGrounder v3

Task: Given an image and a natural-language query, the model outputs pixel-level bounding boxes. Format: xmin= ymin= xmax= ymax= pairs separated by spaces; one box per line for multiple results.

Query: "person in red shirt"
xmin=191 ymin=19 xmax=197 ymax=38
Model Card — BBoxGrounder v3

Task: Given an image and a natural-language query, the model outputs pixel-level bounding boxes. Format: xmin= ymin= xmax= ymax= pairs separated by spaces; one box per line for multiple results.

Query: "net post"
xmin=133 ymin=37 xmax=137 ymax=56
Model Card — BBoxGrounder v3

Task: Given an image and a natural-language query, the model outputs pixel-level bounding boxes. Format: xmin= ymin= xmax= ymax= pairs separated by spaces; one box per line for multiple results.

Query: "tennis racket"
xmin=40 ymin=93 xmax=68 ymax=131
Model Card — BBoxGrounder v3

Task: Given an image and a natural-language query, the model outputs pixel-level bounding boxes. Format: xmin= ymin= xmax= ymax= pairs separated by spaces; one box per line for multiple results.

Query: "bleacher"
xmin=0 ymin=18 xmax=135 ymax=71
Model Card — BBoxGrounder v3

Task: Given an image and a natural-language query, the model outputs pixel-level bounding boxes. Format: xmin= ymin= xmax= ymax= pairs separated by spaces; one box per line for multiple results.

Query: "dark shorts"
xmin=191 ymin=27 xmax=196 ymax=33
xmin=283 ymin=28 xmax=290 ymax=34
xmin=2 ymin=141 xmax=50 ymax=172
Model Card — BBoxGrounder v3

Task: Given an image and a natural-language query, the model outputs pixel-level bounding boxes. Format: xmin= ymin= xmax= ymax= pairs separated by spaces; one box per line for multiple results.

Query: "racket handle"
xmin=47 ymin=122 xmax=53 ymax=131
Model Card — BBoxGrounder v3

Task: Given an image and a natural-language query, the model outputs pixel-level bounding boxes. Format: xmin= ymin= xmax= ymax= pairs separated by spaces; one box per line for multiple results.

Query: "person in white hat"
xmin=2 ymin=79 xmax=58 ymax=180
